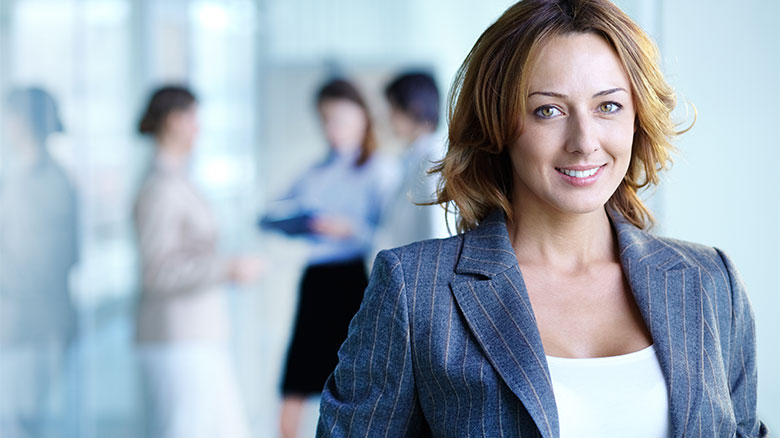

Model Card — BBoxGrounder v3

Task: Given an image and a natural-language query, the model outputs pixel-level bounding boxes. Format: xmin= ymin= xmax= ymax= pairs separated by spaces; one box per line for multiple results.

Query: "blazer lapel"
xmin=613 ymin=213 xmax=704 ymax=437
xmin=450 ymin=211 xmax=559 ymax=438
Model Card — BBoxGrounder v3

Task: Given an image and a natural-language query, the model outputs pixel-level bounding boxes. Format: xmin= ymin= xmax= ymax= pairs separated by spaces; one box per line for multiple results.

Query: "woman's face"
xmin=319 ymin=98 xmax=367 ymax=153
xmin=388 ymin=106 xmax=418 ymax=142
xmin=508 ymin=32 xmax=635 ymax=216
xmin=163 ymin=103 xmax=199 ymax=150
xmin=1 ymin=112 xmax=32 ymax=151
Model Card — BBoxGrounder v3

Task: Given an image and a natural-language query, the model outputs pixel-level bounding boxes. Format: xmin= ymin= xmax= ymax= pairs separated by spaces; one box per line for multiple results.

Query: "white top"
xmin=546 ymin=344 xmax=671 ymax=438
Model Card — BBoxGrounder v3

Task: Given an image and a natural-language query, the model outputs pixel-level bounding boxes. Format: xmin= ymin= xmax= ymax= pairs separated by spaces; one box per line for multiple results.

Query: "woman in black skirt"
xmin=263 ymin=78 xmax=396 ymax=438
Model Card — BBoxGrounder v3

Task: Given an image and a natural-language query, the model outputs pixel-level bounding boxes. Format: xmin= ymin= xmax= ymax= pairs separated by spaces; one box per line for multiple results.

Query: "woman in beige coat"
xmin=134 ymin=86 xmax=263 ymax=438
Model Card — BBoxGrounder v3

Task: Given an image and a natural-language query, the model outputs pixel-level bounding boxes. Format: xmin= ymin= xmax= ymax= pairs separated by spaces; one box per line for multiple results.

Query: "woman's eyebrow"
xmin=592 ymin=87 xmax=628 ymax=97
xmin=527 ymin=87 xmax=628 ymax=98
xmin=528 ymin=90 xmax=567 ymax=98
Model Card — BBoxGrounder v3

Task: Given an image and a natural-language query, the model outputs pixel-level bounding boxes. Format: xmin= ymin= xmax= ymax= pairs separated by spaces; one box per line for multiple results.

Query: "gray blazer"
xmin=318 ymin=210 xmax=768 ymax=437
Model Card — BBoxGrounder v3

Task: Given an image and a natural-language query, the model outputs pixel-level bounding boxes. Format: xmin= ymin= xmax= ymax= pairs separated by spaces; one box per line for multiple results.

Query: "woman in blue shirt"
xmin=266 ymin=78 xmax=395 ymax=438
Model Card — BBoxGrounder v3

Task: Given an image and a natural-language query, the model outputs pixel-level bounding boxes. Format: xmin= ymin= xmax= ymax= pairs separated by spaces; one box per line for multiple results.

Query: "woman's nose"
xmin=565 ymin=114 xmax=599 ymax=155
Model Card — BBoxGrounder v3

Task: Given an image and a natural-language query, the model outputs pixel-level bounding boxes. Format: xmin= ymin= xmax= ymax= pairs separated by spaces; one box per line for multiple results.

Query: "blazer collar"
xmin=451 ymin=209 xmax=703 ymax=438
xmin=609 ymin=208 xmax=688 ymax=272
xmin=456 ymin=208 xmax=690 ymax=278
xmin=455 ymin=209 xmax=521 ymax=278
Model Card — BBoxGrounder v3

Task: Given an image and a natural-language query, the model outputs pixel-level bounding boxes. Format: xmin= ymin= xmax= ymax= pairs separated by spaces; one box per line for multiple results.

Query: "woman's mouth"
xmin=555 ymin=164 xmax=606 ymax=186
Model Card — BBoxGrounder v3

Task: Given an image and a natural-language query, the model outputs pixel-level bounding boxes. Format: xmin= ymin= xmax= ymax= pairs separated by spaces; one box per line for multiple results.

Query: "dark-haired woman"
xmin=134 ymin=86 xmax=263 ymax=438
xmin=264 ymin=79 xmax=395 ymax=438
xmin=373 ymin=71 xmax=446 ymax=254
xmin=317 ymin=0 xmax=767 ymax=436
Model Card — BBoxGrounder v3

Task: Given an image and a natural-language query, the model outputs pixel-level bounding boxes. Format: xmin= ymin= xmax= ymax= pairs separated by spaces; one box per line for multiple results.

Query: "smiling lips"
xmin=555 ymin=164 xmax=606 ymax=186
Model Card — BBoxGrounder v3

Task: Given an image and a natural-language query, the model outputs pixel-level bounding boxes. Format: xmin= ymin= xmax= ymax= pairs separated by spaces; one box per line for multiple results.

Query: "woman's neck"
xmin=406 ymin=125 xmax=435 ymax=145
xmin=506 ymin=201 xmax=617 ymax=272
xmin=156 ymin=135 xmax=190 ymax=162
xmin=332 ymin=144 xmax=362 ymax=161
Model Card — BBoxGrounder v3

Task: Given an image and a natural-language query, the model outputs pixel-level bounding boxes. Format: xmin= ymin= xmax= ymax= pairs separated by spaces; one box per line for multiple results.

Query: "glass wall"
xmin=1 ymin=1 xmax=264 ymax=436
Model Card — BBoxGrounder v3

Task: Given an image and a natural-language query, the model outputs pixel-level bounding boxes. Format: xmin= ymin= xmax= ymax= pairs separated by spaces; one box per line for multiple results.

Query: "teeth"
xmin=559 ymin=167 xmax=600 ymax=178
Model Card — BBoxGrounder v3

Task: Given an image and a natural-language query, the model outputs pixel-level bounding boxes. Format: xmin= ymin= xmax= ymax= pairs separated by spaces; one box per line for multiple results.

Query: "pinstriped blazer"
xmin=317 ymin=210 xmax=768 ymax=437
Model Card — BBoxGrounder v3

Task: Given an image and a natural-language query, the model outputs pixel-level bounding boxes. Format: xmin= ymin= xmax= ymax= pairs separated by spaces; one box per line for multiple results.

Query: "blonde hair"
xmin=433 ymin=0 xmax=689 ymax=232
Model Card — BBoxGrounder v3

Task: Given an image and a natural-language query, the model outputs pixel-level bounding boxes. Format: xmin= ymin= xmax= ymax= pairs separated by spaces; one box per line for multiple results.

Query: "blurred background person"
xmin=133 ymin=86 xmax=264 ymax=438
xmin=0 ymin=87 xmax=79 ymax=438
xmin=373 ymin=71 xmax=448 ymax=255
xmin=261 ymin=78 xmax=395 ymax=438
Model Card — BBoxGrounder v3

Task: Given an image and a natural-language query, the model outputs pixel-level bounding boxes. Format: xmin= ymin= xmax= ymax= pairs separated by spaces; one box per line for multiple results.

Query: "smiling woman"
xmin=434 ymin=1 xmax=678 ymax=233
xmin=316 ymin=0 xmax=768 ymax=437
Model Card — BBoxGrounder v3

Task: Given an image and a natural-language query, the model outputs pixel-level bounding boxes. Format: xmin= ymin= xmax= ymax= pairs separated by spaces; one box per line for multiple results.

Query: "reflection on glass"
xmin=0 ymin=87 xmax=79 ymax=437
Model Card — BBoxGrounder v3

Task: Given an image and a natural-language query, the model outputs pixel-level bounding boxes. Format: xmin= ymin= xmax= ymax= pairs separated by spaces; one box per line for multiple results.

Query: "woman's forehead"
xmin=525 ymin=33 xmax=632 ymax=99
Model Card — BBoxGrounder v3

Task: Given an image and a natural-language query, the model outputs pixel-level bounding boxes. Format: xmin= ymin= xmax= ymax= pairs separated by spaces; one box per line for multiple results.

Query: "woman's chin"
xmin=548 ymin=197 xmax=610 ymax=216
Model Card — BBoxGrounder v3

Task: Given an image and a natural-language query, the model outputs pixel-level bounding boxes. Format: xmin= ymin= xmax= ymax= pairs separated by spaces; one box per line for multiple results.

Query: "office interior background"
xmin=0 ymin=0 xmax=777 ymax=436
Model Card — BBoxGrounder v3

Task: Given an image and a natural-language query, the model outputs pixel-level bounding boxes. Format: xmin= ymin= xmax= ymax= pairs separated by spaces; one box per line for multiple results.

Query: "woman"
xmin=372 ymin=71 xmax=447 ymax=254
xmin=134 ymin=86 xmax=262 ymax=438
xmin=317 ymin=1 xmax=767 ymax=437
xmin=266 ymin=78 xmax=394 ymax=438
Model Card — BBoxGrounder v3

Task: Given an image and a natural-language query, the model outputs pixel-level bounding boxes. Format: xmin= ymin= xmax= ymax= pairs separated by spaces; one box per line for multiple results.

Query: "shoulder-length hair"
xmin=316 ymin=78 xmax=377 ymax=167
xmin=433 ymin=0 xmax=688 ymax=233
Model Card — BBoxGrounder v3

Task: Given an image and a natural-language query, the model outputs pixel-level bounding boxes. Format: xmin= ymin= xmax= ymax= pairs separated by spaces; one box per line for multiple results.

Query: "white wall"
xmin=654 ymin=0 xmax=780 ymax=427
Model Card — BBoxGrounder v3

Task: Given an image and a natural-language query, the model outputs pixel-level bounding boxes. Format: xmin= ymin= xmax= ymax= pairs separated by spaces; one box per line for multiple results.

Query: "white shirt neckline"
xmin=546 ymin=343 xmax=671 ymax=438
xmin=546 ymin=343 xmax=656 ymax=364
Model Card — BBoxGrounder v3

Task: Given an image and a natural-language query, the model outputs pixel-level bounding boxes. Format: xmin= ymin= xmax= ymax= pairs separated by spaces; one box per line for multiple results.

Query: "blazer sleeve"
xmin=716 ymin=249 xmax=769 ymax=438
xmin=317 ymin=249 xmax=426 ymax=437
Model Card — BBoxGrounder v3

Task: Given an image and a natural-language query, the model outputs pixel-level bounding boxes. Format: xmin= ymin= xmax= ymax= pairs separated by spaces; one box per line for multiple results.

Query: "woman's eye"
xmin=598 ymin=102 xmax=622 ymax=113
xmin=534 ymin=106 xmax=562 ymax=118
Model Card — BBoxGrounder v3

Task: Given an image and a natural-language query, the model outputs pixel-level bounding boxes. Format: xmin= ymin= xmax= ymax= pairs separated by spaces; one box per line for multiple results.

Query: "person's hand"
xmin=309 ymin=215 xmax=354 ymax=239
xmin=228 ymin=255 xmax=267 ymax=285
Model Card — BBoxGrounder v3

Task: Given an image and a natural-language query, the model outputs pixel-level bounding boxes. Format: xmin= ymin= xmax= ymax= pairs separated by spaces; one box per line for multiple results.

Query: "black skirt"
xmin=281 ymin=258 xmax=368 ymax=396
